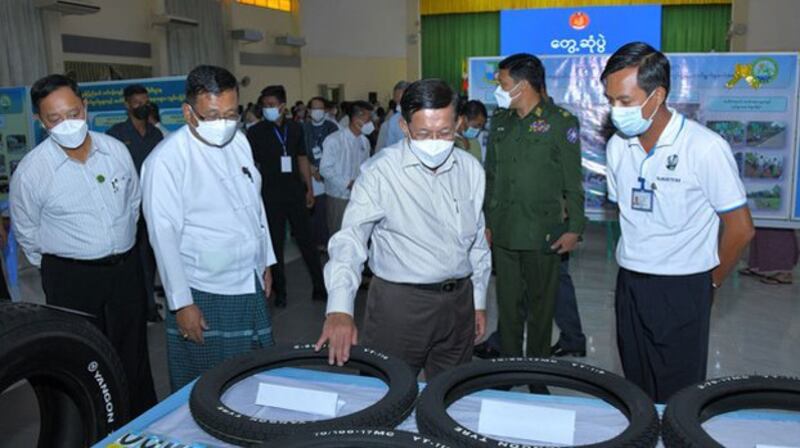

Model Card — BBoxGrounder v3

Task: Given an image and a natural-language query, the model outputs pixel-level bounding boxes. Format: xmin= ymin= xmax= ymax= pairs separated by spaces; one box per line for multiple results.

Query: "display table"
xmin=95 ymin=367 xmax=800 ymax=448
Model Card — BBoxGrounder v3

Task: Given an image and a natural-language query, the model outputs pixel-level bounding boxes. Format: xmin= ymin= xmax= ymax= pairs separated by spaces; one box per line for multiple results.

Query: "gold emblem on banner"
xmin=726 ymin=58 xmax=779 ymax=89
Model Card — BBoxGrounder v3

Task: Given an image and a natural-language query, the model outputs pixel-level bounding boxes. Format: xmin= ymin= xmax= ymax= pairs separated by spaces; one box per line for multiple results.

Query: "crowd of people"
xmin=5 ymin=40 xmax=797 ymax=425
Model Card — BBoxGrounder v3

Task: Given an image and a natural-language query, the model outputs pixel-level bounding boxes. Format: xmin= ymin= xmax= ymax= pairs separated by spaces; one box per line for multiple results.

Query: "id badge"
xmin=312 ymin=145 xmax=322 ymax=160
xmin=631 ymin=188 xmax=654 ymax=212
xmin=281 ymin=156 xmax=292 ymax=173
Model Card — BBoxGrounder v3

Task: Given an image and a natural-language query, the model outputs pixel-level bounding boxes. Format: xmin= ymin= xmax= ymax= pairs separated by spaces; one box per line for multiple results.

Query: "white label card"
xmin=281 ymin=156 xmax=292 ymax=173
xmin=255 ymin=382 xmax=340 ymax=417
xmin=477 ymin=399 xmax=576 ymax=445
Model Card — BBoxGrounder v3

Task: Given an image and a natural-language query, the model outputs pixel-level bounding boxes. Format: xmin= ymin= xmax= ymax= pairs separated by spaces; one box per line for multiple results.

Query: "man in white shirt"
xmin=142 ymin=65 xmax=277 ymax=390
xmin=375 ymin=81 xmax=409 ymax=152
xmin=316 ymin=79 xmax=491 ymax=379
xmin=10 ymin=74 xmax=156 ymax=417
xmin=319 ymin=100 xmax=374 ymax=235
xmin=602 ymin=43 xmax=755 ymax=402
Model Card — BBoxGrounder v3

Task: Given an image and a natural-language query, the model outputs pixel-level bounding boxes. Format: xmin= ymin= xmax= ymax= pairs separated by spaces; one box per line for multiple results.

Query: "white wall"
xmin=730 ymin=0 xmax=800 ymax=52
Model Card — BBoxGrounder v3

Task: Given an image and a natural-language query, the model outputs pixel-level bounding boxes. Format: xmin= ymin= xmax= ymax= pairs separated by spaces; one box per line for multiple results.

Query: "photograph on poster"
xmin=746 ymin=121 xmax=787 ymax=149
xmin=6 ymin=134 xmax=27 ymax=156
xmin=707 ymin=121 xmax=746 ymax=146
xmin=744 ymin=153 xmax=784 ymax=179
xmin=747 ymin=184 xmax=782 ymax=210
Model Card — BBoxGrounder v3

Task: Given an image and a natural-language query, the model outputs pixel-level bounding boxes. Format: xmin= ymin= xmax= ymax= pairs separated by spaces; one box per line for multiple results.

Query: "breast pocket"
xmin=455 ymin=198 xmax=477 ymax=240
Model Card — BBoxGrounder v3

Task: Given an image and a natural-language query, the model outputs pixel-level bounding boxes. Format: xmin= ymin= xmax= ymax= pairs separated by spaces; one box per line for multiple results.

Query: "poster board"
xmin=469 ymin=53 xmax=800 ymax=228
xmin=0 ymin=87 xmax=36 ymax=201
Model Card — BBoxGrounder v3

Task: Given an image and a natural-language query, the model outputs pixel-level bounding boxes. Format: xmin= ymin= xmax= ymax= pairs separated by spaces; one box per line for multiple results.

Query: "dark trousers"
xmin=310 ymin=194 xmax=330 ymax=249
xmin=495 ymin=246 xmax=560 ymax=357
xmin=137 ymin=219 xmax=157 ymax=316
xmin=615 ymin=268 xmax=713 ymax=404
xmin=554 ymin=255 xmax=586 ymax=350
xmin=265 ymin=198 xmax=325 ymax=300
xmin=362 ymin=277 xmax=474 ymax=380
xmin=40 ymin=249 xmax=158 ymax=419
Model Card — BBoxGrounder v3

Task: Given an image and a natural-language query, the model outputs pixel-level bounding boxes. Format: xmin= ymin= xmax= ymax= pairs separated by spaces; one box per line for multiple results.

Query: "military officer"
xmin=485 ymin=53 xmax=586 ymax=358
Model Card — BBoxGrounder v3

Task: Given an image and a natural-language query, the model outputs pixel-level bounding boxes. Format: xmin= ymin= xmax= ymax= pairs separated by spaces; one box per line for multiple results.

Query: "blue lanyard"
xmin=273 ymin=125 xmax=288 ymax=155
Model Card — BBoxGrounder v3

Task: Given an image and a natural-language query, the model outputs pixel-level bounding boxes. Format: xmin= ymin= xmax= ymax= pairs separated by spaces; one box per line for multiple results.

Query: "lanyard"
xmin=273 ymin=125 xmax=288 ymax=155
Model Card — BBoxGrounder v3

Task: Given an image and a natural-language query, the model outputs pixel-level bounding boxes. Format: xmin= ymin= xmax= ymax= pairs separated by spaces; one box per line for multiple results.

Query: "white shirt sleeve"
xmin=605 ymin=141 xmax=619 ymax=203
xmin=141 ymin=155 xmax=193 ymax=311
xmin=320 ymin=134 xmax=351 ymax=194
xmin=469 ymin=168 xmax=491 ymax=310
xmin=9 ymin=168 xmax=42 ymax=267
xmin=696 ymin=137 xmax=747 ymax=213
xmin=324 ymin=170 xmax=384 ymax=316
xmin=375 ymin=121 xmax=389 ymax=152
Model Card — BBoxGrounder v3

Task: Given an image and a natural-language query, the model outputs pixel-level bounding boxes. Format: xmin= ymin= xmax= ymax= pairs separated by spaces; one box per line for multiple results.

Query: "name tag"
xmin=631 ymin=188 xmax=654 ymax=212
xmin=281 ymin=156 xmax=292 ymax=173
xmin=312 ymin=145 xmax=322 ymax=160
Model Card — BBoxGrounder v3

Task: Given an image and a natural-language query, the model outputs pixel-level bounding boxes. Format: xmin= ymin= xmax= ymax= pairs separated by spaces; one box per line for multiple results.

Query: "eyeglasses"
xmin=190 ymin=105 xmax=240 ymax=122
xmin=408 ymin=128 xmax=456 ymax=140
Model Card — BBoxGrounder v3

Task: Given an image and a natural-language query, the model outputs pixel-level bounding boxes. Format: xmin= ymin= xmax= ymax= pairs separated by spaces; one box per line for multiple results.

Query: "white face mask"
xmin=191 ymin=108 xmax=238 ymax=147
xmin=610 ymin=90 xmax=658 ymax=137
xmin=408 ymin=138 xmax=455 ymax=169
xmin=360 ymin=121 xmax=375 ymax=136
xmin=310 ymin=109 xmax=326 ymax=124
xmin=494 ymin=82 xmax=522 ymax=109
xmin=263 ymin=107 xmax=281 ymax=122
xmin=49 ymin=119 xmax=89 ymax=149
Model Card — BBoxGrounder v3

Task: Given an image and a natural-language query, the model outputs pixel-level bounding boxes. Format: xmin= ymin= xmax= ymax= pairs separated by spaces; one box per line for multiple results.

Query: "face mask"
xmin=408 ymin=138 xmax=455 ymax=169
xmin=191 ymin=109 xmax=238 ymax=147
xmin=132 ymin=104 xmax=150 ymax=121
xmin=464 ymin=126 xmax=481 ymax=139
xmin=310 ymin=109 xmax=326 ymax=124
xmin=494 ymin=82 xmax=521 ymax=109
xmin=263 ymin=107 xmax=281 ymax=122
xmin=611 ymin=91 xmax=658 ymax=137
xmin=49 ymin=119 xmax=89 ymax=149
xmin=360 ymin=121 xmax=375 ymax=136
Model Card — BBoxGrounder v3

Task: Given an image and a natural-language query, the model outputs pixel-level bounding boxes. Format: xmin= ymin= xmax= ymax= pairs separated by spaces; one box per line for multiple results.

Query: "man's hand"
xmin=305 ymin=191 xmax=316 ymax=209
xmin=474 ymin=310 xmax=487 ymax=343
xmin=263 ymin=267 xmax=273 ymax=299
xmin=312 ymin=167 xmax=323 ymax=182
xmin=551 ymin=232 xmax=580 ymax=254
xmin=315 ymin=312 xmax=358 ymax=366
xmin=485 ymin=228 xmax=493 ymax=248
xmin=176 ymin=304 xmax=208 ymax=344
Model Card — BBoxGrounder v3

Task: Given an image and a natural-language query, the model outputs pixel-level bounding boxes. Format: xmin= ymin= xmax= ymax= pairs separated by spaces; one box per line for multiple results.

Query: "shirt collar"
xmin=626 ymin=107 xmax=684 ymax=149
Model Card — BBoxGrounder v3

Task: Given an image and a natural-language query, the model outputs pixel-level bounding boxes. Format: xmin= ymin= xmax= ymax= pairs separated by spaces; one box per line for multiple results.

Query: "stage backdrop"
xmin=500 ymin=5 xmax=662 ymax=56
xmin=469 ymin=53 xmax=800 ymax=228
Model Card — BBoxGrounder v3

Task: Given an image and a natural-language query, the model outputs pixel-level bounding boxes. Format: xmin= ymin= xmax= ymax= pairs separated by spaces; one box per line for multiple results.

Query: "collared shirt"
xmin=303 ymin=120 xmax=339 ymax=196
xmin=383 ymin=113 xmax=405 ymax=150
xmin=10 ymin=132 xmax=140 ymax=267
xmin=325 ymin=140 xmax=492 ymax=316
xmin=106 ymin=118 xmax=163 ymax=174
xmin=247 ymin=119 xmax=308 ymax=202
xmin=319 ymin=128 xmax=371 ymax=200
xmin=606 ymin=109 xmax=747 ymax=276
xmin=141 ymin=126 xmax=277 ymax=311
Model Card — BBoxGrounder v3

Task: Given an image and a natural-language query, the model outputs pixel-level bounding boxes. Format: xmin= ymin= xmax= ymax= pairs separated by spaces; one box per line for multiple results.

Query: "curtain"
xmin=421 ymin=0 xmax=731 ymax=16
xmin=421 ymin=13 xmax=499 ymax=92
xmin=165 ymin=0 xmax=228 ymax=75
xmin=0 ymin=0 xmax=48 ymax=87
xmin=662 ymin=5 xmax=731 ymax=52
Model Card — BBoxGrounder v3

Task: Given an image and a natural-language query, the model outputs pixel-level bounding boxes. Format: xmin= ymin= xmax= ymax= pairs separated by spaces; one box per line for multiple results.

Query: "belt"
xmin=44 ymin=249 xmax=133 ymax=267
xmin=398 ymin=276 xmax=471 ymax=293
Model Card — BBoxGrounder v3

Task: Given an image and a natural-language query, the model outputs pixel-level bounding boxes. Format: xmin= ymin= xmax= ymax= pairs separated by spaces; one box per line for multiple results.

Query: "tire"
xmin=259 ymin=428 xmax=453 ymax=447
xmin=415 ymin=358 xmax=659 ymax=448
xmin=189 ymin=344 xmax=419 ymax=446
xmin=0 ymin=302 xmax=130 ymax=447
xmin=662 ymin=375 xmax=800 ymax=447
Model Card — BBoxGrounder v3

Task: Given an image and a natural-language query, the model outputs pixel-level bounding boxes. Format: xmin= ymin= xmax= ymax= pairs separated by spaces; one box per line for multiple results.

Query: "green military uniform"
xmin=484 ymin=98 xmax=586 ymax=357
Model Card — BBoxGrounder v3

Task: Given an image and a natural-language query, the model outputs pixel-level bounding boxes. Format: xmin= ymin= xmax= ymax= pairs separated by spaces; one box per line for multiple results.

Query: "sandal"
xmin=738 ymin=267 xmax=763 ymax=277
xmin=760 ymin=272 xmax=793 ymax=285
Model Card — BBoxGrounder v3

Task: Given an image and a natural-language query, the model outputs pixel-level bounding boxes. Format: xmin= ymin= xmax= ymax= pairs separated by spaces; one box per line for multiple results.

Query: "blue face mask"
xmin=263 ymin=107 xmax=281 ymax=122
xmin=464 ymin=126 xmax=481 ymax=139
xmin=610 ymin=90 xmax=657 ymax=137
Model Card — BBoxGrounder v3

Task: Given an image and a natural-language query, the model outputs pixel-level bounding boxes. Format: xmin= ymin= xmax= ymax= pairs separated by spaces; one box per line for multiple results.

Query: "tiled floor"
xmin=1 ymin=223 xmax=798 ymax=446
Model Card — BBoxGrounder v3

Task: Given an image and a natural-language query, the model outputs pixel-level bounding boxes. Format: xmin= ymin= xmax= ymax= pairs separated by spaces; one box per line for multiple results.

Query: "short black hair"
xmin=185 ymin=65 xmax=238 ymax=106
xmin=149 ymin=102 xmax=161 ymax=122
xmin=31 ymin=74 xmax=82 ymax=114
xmin=601 ymin=42 xmax=670 ymax=96
xmin=123 ymin=84 xmax=148 ymax=101
xmin=400 ymin=79 xmax=458 ymax=123
xmin=259 ymin=85 xmax=287 ymax=105
xmin=498 ymin=53 xmax=546 ymax=95
xmin=308 ymin=96 xmax=327 ymax=109
xmin=348 ymin=100 xmax=374 ymax=120
xmin=459 ymin=100 xmax=488 ymax=121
